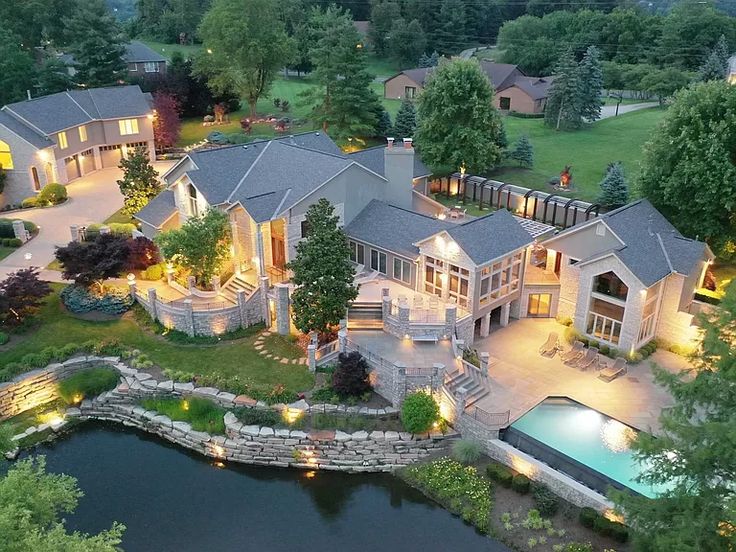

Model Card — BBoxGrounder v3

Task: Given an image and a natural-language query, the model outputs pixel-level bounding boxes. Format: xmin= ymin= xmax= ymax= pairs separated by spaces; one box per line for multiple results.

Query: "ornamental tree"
xmin=116 ymin=149 xmax=162 ymax=216
xmin=0 ymin=268 xmax=51 ymax=329
xmin=612 ymin=281 xmax=736 ymax=550
xmin=152 ymin=91 xmax=181 ymax=150
xmin=637 ymin=81 xmax=736 ymax=258
xmin=331 ymin=352 xmax=371 ymax=397
xmin=287 ymin=198 xmax=358 ymax=336
xmin=597 ymin=162 xmax=628 ymax=209
xmin=156 ymin=208 xmax=231 ymax=287
xmin=55 ymin=235 xmax=130 ymax=291
xmin=415 ymin=59 xmax=505 ymax=173
xmin=509 ymin=135 xmax=533 ymax=168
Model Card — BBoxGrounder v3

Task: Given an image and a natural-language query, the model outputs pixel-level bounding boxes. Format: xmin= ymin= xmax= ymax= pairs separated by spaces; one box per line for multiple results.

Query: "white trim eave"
xmin=0 ymin=121 xmax=53 ymax=151
xmin=162 ymin=156 xmax=198 ymax=186
xmin=576 ymin=250 xmax=648 ymax=288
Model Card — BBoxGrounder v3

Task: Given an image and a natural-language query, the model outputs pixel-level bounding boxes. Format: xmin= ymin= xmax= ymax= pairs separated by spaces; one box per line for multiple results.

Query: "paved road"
xmin=599 ymin=102 xmax=659 ymax=120
xmin=0 ymin=162 xmax=174 ymax=280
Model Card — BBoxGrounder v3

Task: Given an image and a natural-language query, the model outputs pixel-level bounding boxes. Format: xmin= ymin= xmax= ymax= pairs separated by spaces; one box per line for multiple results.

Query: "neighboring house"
xmin=123 ymin=41 xmax=168 ymax=76
xmin=0 ymin=85 xmax=155 ymax=206
xmin=383 ymin=61 xmax=554 ymax=114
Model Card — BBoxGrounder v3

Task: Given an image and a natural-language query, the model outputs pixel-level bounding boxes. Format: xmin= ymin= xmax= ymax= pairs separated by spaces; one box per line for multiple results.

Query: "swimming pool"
xmin=504 ymin=397 xmax=666 ymax=498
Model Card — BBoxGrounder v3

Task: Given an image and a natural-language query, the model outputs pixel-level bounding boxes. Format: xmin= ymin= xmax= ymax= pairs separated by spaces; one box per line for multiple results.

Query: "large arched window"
xmin=0 ymin=140 xmax=13 ymax=170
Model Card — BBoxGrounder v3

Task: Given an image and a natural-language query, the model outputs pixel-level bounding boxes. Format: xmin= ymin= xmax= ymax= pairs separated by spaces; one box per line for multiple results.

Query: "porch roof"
xmin=134 ymin=189 xmax=176 ymax=228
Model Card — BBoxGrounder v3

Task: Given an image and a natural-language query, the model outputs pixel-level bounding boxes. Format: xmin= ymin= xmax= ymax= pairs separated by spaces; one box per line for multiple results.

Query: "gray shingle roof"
xmin=444 ymin=209 xmax=534 ymax=265
xmin=345 ymin=200 xmax=452 ymax=259
xmin=571 ymin=199 xmax=710 ymax=287
xmin=0 ymin=111 xmax=53 ymax=150
xmin=123 ymin=41 xmax=167 ymax=63
xmin=134 ymin=189 xmax=176 ymax=228
xmin=4 ymin=85 xmax=152 ymax=135
xmin=348 ymin=146 xmax=431 ymax=179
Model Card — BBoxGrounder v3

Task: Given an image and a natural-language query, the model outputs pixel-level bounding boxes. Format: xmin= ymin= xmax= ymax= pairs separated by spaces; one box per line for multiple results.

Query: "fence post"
xmin=11 ymin=220 xmax=28 ymax=243
xmin=307 ymin=343 xmax=316 ymax=373
xmin=183 ymin=299 xmax=195 ymax=337
xmin=70 ymin=224 xmax=81 ymax=242
xmin=274 ymin=283 xmax=290 ymax=335
xmin=147 ymin=288 xmax=158 ymax=320
xmin=338 ymin=328 xmax=347 ymax=353
xmin=455 ymin=387 xmax=468 ymax=422
xmin=128 ymin=280 xmax=137 ymax=300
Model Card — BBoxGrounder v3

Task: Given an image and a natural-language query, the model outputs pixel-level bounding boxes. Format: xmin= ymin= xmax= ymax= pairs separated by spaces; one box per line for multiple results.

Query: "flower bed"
xmin=402 ymin=457 xmax=493 ymax=534
xmin=61 ymin=285 xmax=134 ymax=315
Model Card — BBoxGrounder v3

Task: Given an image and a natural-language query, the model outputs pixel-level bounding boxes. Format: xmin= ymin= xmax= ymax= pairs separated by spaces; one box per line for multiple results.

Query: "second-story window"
xmin=119 ymin=119 xmax=139 ymax=136
xmin=187 ymin=184 xmax=199 ymax=217
xmin=58 ymin=131 xmax=68 ymax=149
xmin=78 ymin=125 xmax=87 ymax=142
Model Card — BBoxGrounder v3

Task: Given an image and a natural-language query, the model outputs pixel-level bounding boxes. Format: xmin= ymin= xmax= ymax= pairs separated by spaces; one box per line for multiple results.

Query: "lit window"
xmin=119 ymin=119 xmax=139 ymax=136
xmin=0 ymin=140 xmax=13 ymax=169
xmin=479 ymin=252 xmax=522 ymax=305
xmin=57 ymin=131 xmax=68 ymax=149
xmin=78 ymin=125 xmax=87 ymax=142
xmin=144 ymin=62 xmax=159 ymax=73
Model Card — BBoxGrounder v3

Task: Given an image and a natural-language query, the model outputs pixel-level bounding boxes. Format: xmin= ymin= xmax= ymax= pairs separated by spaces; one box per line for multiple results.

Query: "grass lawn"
xmin=0 ymin=246 xmax=18 ymax=261
xmin=262 ymin=333 xmax=304 ymax=360
xmin=431 ymin=193 xmax=488 ymax=217
xmin=0 ymin=287 xmax=314 ymax=394
xmin=492 ymin=108 xmax=666 ymax=202
xmin=104 ymin=208 xmax=135 ymax=225
xmin=140 ymin=39 xmax=203 ymax=60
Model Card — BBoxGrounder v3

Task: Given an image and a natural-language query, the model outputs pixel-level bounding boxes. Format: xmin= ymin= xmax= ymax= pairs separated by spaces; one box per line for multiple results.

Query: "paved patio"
xmin=347 ymin=330 xmax=458 ymax=369
xmin=472 ymin=318 xmax=686 ymax=434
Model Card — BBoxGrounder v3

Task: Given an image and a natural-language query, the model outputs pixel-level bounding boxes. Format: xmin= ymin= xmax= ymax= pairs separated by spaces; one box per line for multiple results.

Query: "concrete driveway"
xmin=0 ymin=162 xmax=175 ymax=280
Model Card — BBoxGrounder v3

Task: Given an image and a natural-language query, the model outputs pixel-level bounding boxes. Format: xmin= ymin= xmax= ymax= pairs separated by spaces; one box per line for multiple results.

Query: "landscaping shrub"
xmin=0 ymin=331 xmax=8 ymax=345
xmin=532 ymin=484 xmax=560 ymax=516
xmin=126 ymin=237 xmax=160 ymax=270
xmin=451 ymin=439 xmax=483 ymax=465
xmin=0 ymin=219 xmax=35 ymax=238
xmin=61 ymin=285 xmax=134 ymax=315
xmin=511 ymin=473 xmax=531 ymax=494
xmin=310 ymin=386 xmax=340 ymax=404
xmin=592 ymin=514 xmax=629 ymax=542
xmin=21 ymin=197 xmax=38 ymax=209
xmin=58 ymin=367 xmax=119 ymax=404
xmin=694 ymin=291 xmax=721 ymax=305
xmin=23 ymin=220 xmax=37 ymax=234
xmin=141 ymin=263 xmax=165 ymax=281
xmin=234 ymin=407 xmax=280 ymax=427
xmin=109 ymin=222 xmax=137 ymax=237
xmin=578 ymin=507 xmax=598 ymax=528
xmin=403 ymin=457 xmax=492 ymax=534
xmin=37 ymin=183 xmax=67 ymax=205
xmin=563 ymin=326 xmax=583 ymax=344
xmin=400 ymin=391 xmax=439 ymax=433
xmin=5 ymin=238 xmax=21 ymax=247
xmin=331 ymin=351 xmax=371 ymax=397
xmin=556 ymin=315 xmax=573 ymax=326
xmin=140 ymin=397 xmax=226 ymax=434
xmin=486 ymin=461 xmax=514 ymax=487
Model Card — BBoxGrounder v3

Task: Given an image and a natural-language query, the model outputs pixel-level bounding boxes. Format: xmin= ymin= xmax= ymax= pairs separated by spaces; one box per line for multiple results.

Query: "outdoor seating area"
xmin=540 ymin=334 xmax=629 ymax=378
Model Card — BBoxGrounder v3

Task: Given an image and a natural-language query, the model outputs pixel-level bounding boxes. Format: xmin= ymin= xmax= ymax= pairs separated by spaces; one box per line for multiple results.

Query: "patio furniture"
xmin=574 ymin=347 xmax=600 ymax=371
xmin=598 ymin=358 xmax=627 ymax=382
xmin=538 ymin=332 xmax=560 ymax=357
xmin=560 ymin=341 xmax=584 ymax=362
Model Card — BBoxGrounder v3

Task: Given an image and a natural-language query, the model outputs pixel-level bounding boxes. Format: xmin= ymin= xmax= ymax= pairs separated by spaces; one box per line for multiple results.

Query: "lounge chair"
xmin=574 ymin=347 xmax=599 ymax=371
xmin=538 ymin=332 xmax=560 ymax=357
xmin=598 ymin=358 xmax=627 ymax=382
xmin=560 ymin=341 xmax=584 ymax=362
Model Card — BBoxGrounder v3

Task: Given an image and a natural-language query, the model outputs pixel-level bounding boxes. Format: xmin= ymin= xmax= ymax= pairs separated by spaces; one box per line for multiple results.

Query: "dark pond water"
xmin=21 ymin=423 xmax=509 ymax=552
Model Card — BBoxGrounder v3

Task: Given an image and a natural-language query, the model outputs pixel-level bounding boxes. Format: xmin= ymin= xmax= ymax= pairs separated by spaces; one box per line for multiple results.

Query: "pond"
xmin=21 ymin=423 xmax=509 ymax=552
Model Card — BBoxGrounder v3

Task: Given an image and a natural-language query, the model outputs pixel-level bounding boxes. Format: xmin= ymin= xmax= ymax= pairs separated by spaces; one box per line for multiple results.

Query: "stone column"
xmin=455 ymin=387 xmax=468 ymax=421
xmin=382 ymin=293 xmax=392 ymax=321
xmin=480 ymin=312 xmax=491 ymax=338
xmin=147 ymin=288 xmax=158 ymax=320
xmin=237 ymin=289 xmax=249 ymax=328
xmin=70 ymin=225 xmax=81 ymax=243
xmin=259 ymin=276 xmax=270 ymax=327
xmin=255 ymin=224 xmax=266 ymax=278
xmin=338 ymin=328 xmax=348 ymax=353
xmin=183 ymin=299 xmax=195 ymax=337
xmin=398 ymin=300 xmax=410 ymax=337
xmin=307 ymin=343 xmax=316 ymax=373
xmin=274 ymin=283 xmax=290 ymax=335
xmin=433 ymin=363 xmax=445 ymax=393
xmin=211 ymin=275 xmax=221 ymax=295
xmin=187 ymin=275 xmax=196 ymax=293
xmin=394 ymin=363 xmax=407 ymax=407
xmin=11 ymin=220 xmax=27 ymax=243
xmin=339 ymin=318 xmax=347 ymax=331
xmin=500 ymin=302 xmax=511 ymax=327
xmin=444 ymin=304 xmax=457 ymax=339
xmin=165 ymin=266 xmax=174 ymax=285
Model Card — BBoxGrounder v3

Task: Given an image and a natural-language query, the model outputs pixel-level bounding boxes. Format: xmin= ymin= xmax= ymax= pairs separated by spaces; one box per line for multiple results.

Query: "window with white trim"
xmin=424 ymin=255 xmax=444 ymax=297
xmin=78 ymin=125 xmax=88 ymax=142
xmin=479 ymin=252 xmax=522 ymax=305
xmin=0 ymin=140 xmax=13 ymax=169
xmin=187 ymin=184 xmax=199 ymax=217
xmin=370 ymin=249 xmax=386 ymax=274
xmin=144 ymin=62 xmax=159 ymax=73
xmin=393 ymin=257 xmax=411 ymax=284
xmin=118 ymin=119 xmax=139 ymax=136
xmin=448 ymin=264 xmax=470 ymax=307
xmin=57 ymin=131 xmax=68 ymax=149
xmin=349 ymin=240 xmax=364 ymax=265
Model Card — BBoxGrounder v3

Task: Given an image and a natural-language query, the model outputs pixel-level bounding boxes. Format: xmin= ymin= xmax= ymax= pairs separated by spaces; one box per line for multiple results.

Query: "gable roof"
xmin=3 ymin=85 xmax=152 ymax=135
xmin=123 ymin=41 xmax=167 ymax=63
xmin=478 ymin=60 xmax=522 ymax=90
xmin=134 ymin=189 xmax=177 ymax=229
xmin=549 ymin=199 xmax=711 ymax=287
xmin=0 ymin=111 xmax=53 ymax=150
xmin=348 ymin=146 xmax=431 ymax=179
xmin=507 ymin=76 xmax=555 ymax=100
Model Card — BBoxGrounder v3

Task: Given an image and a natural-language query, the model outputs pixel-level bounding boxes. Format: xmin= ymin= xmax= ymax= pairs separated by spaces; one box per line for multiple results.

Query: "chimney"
xmin=383 ymin=136 xmax=414 ymax=210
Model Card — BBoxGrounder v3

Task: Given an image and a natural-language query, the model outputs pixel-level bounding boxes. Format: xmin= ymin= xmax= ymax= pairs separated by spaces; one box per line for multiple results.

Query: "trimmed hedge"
xmin=85 ymin=222 xmax=137 ymax=240
xmin=58 ymin=367 xmax=119 ymax=404
xmin=507 ymin=111 xmax=545 ymax=119
xmin=694 ymin=291 xmax=721 ymax=305
xmin=21 ymin=197 xmax=38 ymax=209
xmin=400 ymin=391 xmax=440 ymax=433
xmin=2 ymin=238 xmax=22 ymax=247
xmin=61 ymin=285 xmax=134 ymax=315
xmin=37 ymin=183 xmax=67 ymax=205
xmin=579 ymin=507 xmax=629 ymax=543
xmin=0 ymin=219 xmax=36 ymax=239
xmin=511 ymin=473 xmax=531 ymax=493
xmin=486 ymin=462 xmax=514 ymax=487
xmin=532 ymin=483 xmax=560 ymax=516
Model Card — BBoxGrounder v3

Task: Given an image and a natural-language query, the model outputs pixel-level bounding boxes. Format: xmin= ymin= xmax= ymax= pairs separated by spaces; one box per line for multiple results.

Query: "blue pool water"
xmin=509 ymin=397 xmax=666 ymax=498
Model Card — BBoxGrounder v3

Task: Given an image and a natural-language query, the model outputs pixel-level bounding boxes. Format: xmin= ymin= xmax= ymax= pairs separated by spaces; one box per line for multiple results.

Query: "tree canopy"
xmin=415 ymin=59 xmax=505 ymax=173
xmin=116 ymin=148 xmax=162 ymax=216
xmin=637 ymin=80 xmax=736 ymax=258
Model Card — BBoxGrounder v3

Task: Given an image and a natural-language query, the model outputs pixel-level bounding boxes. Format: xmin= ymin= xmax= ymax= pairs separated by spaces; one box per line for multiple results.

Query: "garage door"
xmin=100 ymin=145 xmax=123 ymax=168
xmin=79 ymin=148 xmax=96 ymax=175
xmin=64 ymin=155 xmax=81 ymax=180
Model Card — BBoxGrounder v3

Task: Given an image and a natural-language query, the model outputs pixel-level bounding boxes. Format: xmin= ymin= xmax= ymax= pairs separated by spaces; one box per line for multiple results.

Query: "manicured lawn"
xmin=262 ymin=334 xmax=304 ymax=360
xmin=140 ymin=39 xmax=203 ymax=60
xmin=493 ymin=108 xmax=666 ymax=202
xmin=104 ymin=208 xmax=135 ymax=225
xmin=431 ymin=194 xmax=488 ymax=217
xmin=0 ymin=246 xmax=17 ymax=261
xmin=0 ymin=288 xmax=314 ymax=394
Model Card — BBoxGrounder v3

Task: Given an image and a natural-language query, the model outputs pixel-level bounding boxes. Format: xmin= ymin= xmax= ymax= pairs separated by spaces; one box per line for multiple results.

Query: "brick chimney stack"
xmin=383 ymin=136 xmax=414 ymax=210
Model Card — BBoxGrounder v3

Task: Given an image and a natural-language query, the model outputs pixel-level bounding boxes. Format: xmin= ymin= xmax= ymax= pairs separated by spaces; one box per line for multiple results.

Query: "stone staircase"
xmin=347 ymin=302 xmax=384 ymax=330
xmin=443 ymin=362 xmax=490 ymax=407
xmin=220 ymin=274 xmax=256 ymax=304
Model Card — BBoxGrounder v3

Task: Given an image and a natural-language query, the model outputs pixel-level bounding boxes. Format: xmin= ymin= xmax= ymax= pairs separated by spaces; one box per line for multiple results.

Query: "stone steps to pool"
xmin=443 ymin=365 xmax=490 ymax=407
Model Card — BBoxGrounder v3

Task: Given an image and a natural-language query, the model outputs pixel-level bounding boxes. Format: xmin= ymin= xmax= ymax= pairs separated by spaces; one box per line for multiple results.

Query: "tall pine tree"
xmin=596 ymin=162 xmax=628 ymax=208
xmin=578 ymin=45 xmax=603 ymax=122
xmin=368 ymin=0 xmax=401 ymax=57
xmin=393 ymin=98 xmax=417 ymax=139
xmin=64 ymin=0 xmax=127 ymax=87
xmin=544 ymin=48 xmax=583 ymax=130
xmin=434 ymin=0 xmax=467 ymax=56
xmin=510 ymin=135 xmax=533 ymax=168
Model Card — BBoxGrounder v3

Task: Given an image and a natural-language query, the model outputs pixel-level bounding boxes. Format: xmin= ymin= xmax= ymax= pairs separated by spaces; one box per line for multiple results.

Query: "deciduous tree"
xmin=116 ymin=149 xmax=162 ymax=216
xmin=0 ymin=268 xmax=51 ymax=329
xmin=287 ymin=198 xmax=357 ymax=336
xmin=597 ymin=161 xmax=628 ymax=208
xmin=368 ymin=0 xmax=401 ymax=57
xmin=390 ymin=18 xmax=426 ymax=68
xmin=152 ymin=91 xmax=182 ymax=149
xmin=415 ymin=59 xmax=505 ymax=173
xmin=0 ymin=29 xmax=36 ymax=106
xmin=55 ymin=234 xmax=131 ymax=291
xmin=196 ymin=0 xmax=294 ymax=118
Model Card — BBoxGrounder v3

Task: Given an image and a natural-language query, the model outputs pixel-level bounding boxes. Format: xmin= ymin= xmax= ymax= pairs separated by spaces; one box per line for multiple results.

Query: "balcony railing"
xmin=587 ymin=311 xmax=622 ymax=345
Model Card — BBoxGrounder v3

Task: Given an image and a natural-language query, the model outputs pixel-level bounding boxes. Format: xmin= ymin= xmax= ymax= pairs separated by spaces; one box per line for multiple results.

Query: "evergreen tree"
xmin=116 ymin=149 xmax=162 ymax=216
xmin=699 ymin=49 xmax=729 ymax=81
xmin=418 ymin=51 xmax=440 ymax=68
xmin=579 ymin=45 xmax=603 ymax=122
xmin=415 ymin=59 xmax=504 ymax=173
xmin=418 ymin=52 xmax=430 ymax=68
xmin=393 ymin=98 xmax=417 ymax=139
xmin=544 ymin=48 xmax=583 ymax=130
xmin=301 ymin=6 xmax=382 ymax=139
xmin=390 ymin=19 xmax=426 ymax=68
xmin=287 ymin=198 xmax=358 ymax=336
xmin=35 ymin=57 xmax=75 ymax=97
xmin=0 ymin=29 xmax=35 ymax=106
xmin=64 ymin=0 xmax=127 ymax=87
xmin=374 ymin=107 xmax=392 ymax=137
xmin=612 ymin=281 xmax=736 ymax=550
xmin=510 ymin=135 xmax=534 ymax=168
xmin=596 ymin=161 xmax=628 ymax=208
xmin=368 ymin=0 xmax=401 ymax=57
xmin=714 ymin=34 xmax=731 ymax=69
xmin=434 ymin=0 xmax=467 ymax=55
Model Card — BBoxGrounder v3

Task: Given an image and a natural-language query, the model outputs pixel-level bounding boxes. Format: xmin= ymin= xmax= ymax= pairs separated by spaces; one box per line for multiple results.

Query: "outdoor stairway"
xmin=443 ymin=363 xmax=490 ymax=407
xmin=347 ymin=302 xmax=384 ymax=330
xmin=220 ymin=274 xmax=255 ymax=304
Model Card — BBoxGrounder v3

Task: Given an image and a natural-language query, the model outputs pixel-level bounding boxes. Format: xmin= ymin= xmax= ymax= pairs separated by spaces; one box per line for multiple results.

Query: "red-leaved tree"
xmin=152 ymin=91 xmax=181 ymax=150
